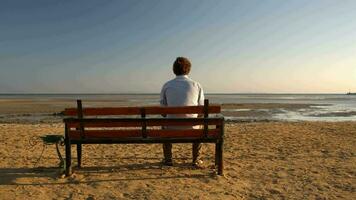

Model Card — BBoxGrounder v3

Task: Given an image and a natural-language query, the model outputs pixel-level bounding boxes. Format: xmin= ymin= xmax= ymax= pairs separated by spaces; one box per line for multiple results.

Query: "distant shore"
xmin=1 ymin=97 xmax=356 ymax=123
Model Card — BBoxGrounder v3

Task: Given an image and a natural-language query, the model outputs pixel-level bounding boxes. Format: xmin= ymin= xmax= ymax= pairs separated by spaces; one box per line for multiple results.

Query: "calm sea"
xmin=0 ymin=93 xmax=355 ymax=122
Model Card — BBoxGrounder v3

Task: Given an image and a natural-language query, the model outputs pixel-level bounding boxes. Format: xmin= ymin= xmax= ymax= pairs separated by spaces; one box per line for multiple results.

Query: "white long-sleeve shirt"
xmin=160 ymin=75 xmax=204 ymax=118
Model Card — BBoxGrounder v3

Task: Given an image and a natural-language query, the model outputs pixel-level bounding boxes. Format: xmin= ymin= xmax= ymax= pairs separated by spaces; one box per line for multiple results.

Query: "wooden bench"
xmin=63 ymin=99 xmax=224 ymax=176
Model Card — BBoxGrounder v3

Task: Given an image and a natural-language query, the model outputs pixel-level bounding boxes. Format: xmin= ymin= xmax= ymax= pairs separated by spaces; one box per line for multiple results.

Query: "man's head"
xmin=173 ymin=57 xmax=191 ymax=76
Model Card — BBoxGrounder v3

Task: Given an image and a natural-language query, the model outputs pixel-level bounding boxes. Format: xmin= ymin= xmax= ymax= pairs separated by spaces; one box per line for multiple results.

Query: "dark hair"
xmin=173 ymin=57 xmax=191 ymax=75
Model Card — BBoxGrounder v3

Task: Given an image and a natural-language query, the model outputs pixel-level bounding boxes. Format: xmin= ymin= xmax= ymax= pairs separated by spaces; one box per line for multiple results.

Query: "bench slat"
xmin=148 ymin=129 xmax=219 ymax=138
xmin=68 ymin=129 xmax=220 ymax=139
xmin=69 ymin=138 xmax=219 ymax=144
xmin=66 ymin=118 xmax=223 ymax=128
xmin=69 ymin=130 xmax=142 ymax=139
xmin=67 ymin=121 xmax=143 ymax=128
xmin=64 ymin=105 xmax=221 ymax=116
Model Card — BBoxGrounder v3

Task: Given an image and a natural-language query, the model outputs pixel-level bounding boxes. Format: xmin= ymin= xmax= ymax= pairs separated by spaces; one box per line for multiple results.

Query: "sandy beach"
xmin=0 ymin=121 xmax=355 ymax=199
xmin=3 ymin=0 xmax=356 ymax=199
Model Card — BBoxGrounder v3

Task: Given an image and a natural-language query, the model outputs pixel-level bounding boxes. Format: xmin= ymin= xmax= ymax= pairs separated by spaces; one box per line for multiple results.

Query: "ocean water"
xmin=0 ymin=93 xmax=355 ymax=122
xmin=208 ymin=94 xmax=356 ymax=121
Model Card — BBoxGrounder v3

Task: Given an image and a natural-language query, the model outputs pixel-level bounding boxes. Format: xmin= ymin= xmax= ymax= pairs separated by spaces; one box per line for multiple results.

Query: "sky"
xmin=1 ymin=0 xmax=356 ymax=93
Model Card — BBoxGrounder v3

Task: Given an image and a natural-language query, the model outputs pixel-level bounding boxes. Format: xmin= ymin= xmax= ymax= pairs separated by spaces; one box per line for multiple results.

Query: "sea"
xmin=0 ymin=93 xmax=355 ymax=122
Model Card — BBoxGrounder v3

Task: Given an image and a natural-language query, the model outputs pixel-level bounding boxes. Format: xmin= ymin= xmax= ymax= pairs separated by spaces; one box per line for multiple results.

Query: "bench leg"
xmin=77 ymin=144 xmax=82 ymax=168
xmin=216 ymin=140 xmax=224 ymax=175
xmin=215 ymin=142 xmax=219 ymax=167
xmin=65 ymin=138 xmax=72 ymax=176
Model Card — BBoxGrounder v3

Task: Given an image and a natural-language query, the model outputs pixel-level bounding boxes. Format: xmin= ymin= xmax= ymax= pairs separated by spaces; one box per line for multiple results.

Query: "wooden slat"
xmin=64 ymin=107 xmax=141 ymax=116
xmin=68 ymin=129 xmax=220 ymax=139
xmin=144 ymin=105 xmax=221 ymax=115
xmin=147 ymin=129 xmax=220 ymax=138
xmin=67 ymin=121 xmax=143 ymax=128
xmin=68 ymin=130 xmax=142 ymax=139
xmin=203 ymin=99 xmax=209 ymax=137
xmin=69 ymin=137 xmax=219 ymax=144
xmin=64 ymin=105 xmax=221 ymax=116
xmin=64 ymin=117 xmax=224 ymax=123
xmin=77 ymin=100 xmax=85 ymax=139
xmin=146 ymin=118 xmax=222 ymax=126
xmin=65 ymin=118 xmax=223 ymax=128
xmin=141 ymin=108 xmax=147 ymax=138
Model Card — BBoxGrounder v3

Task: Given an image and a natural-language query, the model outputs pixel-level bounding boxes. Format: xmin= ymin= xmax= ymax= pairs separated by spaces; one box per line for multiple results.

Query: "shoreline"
xmin=0 ymin=101 xmax=356 ymax=123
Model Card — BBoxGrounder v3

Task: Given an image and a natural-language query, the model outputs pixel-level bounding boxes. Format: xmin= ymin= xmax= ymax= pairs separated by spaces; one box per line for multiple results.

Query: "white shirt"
xmin=160 ymin=75 xmax=204 ymax=118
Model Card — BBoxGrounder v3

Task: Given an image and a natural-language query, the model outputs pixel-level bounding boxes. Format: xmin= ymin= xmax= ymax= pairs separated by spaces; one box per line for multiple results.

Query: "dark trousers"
xmin=163 ymin=142 xmax=202 ymax=163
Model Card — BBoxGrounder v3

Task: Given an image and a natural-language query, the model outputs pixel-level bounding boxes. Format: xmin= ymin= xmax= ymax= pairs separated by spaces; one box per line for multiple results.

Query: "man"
xmin=160 ymin=57 xmax=204 ymax=167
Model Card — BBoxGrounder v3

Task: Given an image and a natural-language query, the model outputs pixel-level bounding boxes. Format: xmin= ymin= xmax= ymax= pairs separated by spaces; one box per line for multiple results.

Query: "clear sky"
xmin=1 ymin=0 xmax=355 ymax=93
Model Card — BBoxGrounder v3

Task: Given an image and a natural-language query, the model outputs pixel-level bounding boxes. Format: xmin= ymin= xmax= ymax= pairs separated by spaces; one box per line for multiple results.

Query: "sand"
xmin=0 ymin=122 xmax=355 ymax=199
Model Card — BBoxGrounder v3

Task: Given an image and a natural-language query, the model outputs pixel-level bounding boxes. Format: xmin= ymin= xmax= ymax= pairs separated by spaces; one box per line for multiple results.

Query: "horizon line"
xmin=0 ymin=92 xmax=349 ymax=95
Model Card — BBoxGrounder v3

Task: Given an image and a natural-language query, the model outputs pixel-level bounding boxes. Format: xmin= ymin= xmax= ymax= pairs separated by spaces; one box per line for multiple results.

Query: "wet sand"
xmin=0 ymin=98 xmax=331 ymax=124
xmin=0 ymin=99 xmax=322 ymax=114
xmin=0 ymin=122 xmax=355 ymax=199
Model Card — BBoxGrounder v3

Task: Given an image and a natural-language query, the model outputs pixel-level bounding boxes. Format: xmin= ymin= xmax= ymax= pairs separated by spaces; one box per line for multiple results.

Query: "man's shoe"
xmin=192 ymin=159 xmax=204 ymax=168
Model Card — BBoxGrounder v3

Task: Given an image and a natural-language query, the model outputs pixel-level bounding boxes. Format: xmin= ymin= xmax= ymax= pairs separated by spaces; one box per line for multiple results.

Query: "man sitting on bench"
xmin=160 ymin=57 xmax=205 ymax=167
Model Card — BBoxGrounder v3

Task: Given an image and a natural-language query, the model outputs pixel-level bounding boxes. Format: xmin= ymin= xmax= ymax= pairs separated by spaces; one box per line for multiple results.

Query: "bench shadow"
xmin=0 ymin=167 xmax=60 ymax=185
xmin=0 ymin=156 xmax=195 ymax=161
xmin=0 ymin=162 xmax=213 ymax=186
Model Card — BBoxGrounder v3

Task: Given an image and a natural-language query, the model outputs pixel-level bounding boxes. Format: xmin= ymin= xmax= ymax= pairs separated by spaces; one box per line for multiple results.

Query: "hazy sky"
xmin=1 ymin=0 xmax=355 ymax=93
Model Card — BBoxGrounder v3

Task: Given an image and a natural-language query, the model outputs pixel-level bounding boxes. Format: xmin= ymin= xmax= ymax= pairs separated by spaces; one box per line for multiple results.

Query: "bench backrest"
xmin=63 ymin=99 xmax=223 ymax=140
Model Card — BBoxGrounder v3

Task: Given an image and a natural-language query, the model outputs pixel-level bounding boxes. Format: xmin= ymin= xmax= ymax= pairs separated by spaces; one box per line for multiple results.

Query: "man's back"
xmin=160 ymin=75 xmax=204 ymax=118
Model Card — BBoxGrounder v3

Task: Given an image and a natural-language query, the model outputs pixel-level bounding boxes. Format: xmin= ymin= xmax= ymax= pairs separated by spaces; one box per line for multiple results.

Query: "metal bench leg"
xmin=217 ymin=140 xmax=224 ymax=175
xmin=77 ymin=144 xmax=82 ymax=168
xmin=65 ymin=138 xmax=72 ymax=176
